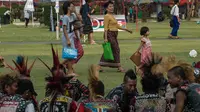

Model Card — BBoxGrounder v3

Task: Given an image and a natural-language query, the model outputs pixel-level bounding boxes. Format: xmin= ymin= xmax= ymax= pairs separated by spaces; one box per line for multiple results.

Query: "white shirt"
xmin=25 ymin=103 xmax=35 ymax=112
xmin=4 ymin=10 xmax=11 ymax=15
xmin=170 ymin=5 xmax=179 ymax=17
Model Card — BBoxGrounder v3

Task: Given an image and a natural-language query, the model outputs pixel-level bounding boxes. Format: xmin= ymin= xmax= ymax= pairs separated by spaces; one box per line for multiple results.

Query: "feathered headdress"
xmin=38 ymin=44 xmax=72 ymax=93
xmin=38 ymin=44 xmax=62 ymax=73
xmin=7 ymin=55 xmax=36 ymax=78
xmin=141 ymin=52 xmax=164 ymax=77
xmin=162 ymin=55 xmax=195 ymax=83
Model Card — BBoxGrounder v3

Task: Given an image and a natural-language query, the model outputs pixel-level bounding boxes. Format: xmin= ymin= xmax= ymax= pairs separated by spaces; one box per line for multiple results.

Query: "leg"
xmin=170 ymin=16 xmax=179 ymax=37
xmin=88 ymin=32 xmax=95 ymax=44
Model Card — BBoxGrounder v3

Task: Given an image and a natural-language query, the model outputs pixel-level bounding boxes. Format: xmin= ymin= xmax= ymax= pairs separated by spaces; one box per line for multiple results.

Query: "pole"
xmin=56 ymin=13 xmax=59 ymax=40
xmin=135 ymin=3 xmax=138 ymax=32
xmin=55 ymin=0 xmax=59 ymax=40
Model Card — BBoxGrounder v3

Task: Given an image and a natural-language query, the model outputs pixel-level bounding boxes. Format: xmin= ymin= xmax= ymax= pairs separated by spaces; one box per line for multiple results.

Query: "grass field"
xmin=0 ymin=21 xmax=200 ymax=100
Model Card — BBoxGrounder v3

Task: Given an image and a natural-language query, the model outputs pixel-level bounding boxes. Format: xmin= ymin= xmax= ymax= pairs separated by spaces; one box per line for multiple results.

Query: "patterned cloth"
xmin=0 ymin=94 xmax=32 ymax=112
xmin=106 ymin=84 xmax=138 ymax=112
xmin=39 ymin=95 xmax=77 ymax=112
xmin=176 ymin=82 xmax=200 ymax=112
xmin=139 ymin=37 xmax=152 ymax=65
xmin=78 ymin=95 xmax=120 ymax=112
xmin=71 ymin=34 xmax=84 ymax=64
xmin=135 ymin=94 xmax=167 ymax=112
xmin=99 ymin=31 xmax=121 ymax=68
xmin=64 ymin=78 xmax=89 ymax=101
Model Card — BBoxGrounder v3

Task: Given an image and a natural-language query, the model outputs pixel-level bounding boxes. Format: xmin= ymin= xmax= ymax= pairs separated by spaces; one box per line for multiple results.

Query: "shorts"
xmin=83 ymin=25 xmax=93 ymax=34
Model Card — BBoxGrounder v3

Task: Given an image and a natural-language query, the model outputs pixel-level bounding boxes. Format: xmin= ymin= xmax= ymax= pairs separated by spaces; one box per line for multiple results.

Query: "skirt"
xmin=99 ymin=31 xmax=120 ymax=68
xmin=83 ymin=25 xmax=93 ymax=34
xmin=71 ymin=31 xmax=84 ymax=64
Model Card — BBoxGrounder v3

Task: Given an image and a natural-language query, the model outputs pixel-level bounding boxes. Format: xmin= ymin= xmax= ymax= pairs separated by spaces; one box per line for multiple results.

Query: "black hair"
xmin=141 ymin=75 xmax=161 ymax=94
xmin=51 ymin=64 xmax=66 ymax=74
xmin=0 ymin=74 xmax=19 ymax=93
xmin=123 ymin=69 xmax=137 ymax=83
xmin=140 ymin=26 xmax=149 ymax=36
xmin=104 ymin=0 xmax=114 ymax=8
xmin=93 ymin=81 xmax=105 ymax=96
xmin=63 ymin=1 xmax=72 ymax=15
xmin=174 ymin=0 xmax=179 ymax=4
xmin=168 ymin=66 xmax=186 ymax=80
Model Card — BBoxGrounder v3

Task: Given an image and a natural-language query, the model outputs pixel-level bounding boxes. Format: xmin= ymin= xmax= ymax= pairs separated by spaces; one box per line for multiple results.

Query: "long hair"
xmin=63 ymin=1 xmax=72 ymax=15
xmin=88 ymin=64 xmax=104 ymax=101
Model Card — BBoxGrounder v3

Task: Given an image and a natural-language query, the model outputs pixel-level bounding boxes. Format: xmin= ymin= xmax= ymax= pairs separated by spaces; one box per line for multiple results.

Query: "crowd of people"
xmin=1 ymin=0 xmax=200 ymax=112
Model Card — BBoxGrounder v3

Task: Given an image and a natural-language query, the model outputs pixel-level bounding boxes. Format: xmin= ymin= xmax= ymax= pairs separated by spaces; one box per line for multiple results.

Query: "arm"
xmin=117 ymin=25 xmax=132 ymax=34
xmin=174 ymin=91 xmax=186 ymax=112
xmin=104 ymin=15 xmax=109 ymax=42
xmin=62 ymin=16 xmax=71 ymax=46
xmin=90 ymin=5 xmax=97 ymax=14
xmin=137 ymin=41 xmax=145 ymax=52
xmin=63 ymin=25 xmax=71 ymax=46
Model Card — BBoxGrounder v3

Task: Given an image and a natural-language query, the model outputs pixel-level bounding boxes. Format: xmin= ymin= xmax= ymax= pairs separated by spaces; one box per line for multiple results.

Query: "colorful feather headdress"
xmin=162 ymin=55 xmax=195 ymax=83
xmin=7 ymin=55 xmax=36 ymax=78
xmin=38 ymin=44 xmax=71 ymax=92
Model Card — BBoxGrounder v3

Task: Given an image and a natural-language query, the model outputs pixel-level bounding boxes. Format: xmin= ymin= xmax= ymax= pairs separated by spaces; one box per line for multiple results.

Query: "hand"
xmin=104 ymin=38 xmax=108 ymax=42
xmin=67 ymin=41 xmax=71 ymax=47
xmin=126 ymin=29 xmax=133 ymax=34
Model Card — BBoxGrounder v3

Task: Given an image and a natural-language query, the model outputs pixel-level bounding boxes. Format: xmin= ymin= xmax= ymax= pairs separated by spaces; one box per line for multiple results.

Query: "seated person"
xmin=77 ymin=64 xmax=120 ymax=112
xmin=168 ymin=66 xmax=200 ymax=112
xmin=106 ymin=69 xmax=138 ymax=112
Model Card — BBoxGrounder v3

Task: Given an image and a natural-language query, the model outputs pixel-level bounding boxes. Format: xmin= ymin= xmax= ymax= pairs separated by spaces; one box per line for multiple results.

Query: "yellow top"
xmin=104 ymin=14 xmax=122 ymax=31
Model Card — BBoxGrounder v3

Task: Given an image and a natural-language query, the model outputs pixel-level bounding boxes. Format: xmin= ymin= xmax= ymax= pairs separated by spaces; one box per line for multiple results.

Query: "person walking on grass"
xmin=169 ymin=0 xmax=180 ymax=39
xmin=99 ymin=1 xmax=132 ymax=72
xmin=136 ymin=26 xmax=152 ymax=75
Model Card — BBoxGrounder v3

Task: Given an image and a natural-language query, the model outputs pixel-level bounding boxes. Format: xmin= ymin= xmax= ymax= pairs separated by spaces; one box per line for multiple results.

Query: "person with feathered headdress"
xmin=39 ymin=46 xmax=78 ymax=112
xmin=38 ymin=44 xmax=89 ymax=102
xmin=77 ymin=64 xmax=120 ymax=112
xmin=135 ymin=53 xmax=167 ymax=112
xmin=5 ymin=55 xmax=39 ymax=111
xmin=167 ymin=66 xmax=200 ymax=112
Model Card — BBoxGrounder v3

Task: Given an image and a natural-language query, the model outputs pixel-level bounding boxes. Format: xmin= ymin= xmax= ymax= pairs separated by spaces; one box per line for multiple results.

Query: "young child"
xmin=137 ymin=26 xmax=152 ymax=66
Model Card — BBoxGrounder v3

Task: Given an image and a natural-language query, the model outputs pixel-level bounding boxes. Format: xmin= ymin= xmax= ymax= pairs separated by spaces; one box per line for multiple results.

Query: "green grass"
xmin=1 ymin=21 xmax=200 ymax=42
xmin=0 ymin=22 xmax=200 ymax=100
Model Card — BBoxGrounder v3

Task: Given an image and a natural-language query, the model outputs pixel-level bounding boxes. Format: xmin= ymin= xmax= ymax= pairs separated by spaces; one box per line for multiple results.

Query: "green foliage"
xmin=0 ymin=7 xmax=9 ymax=24
xmin=0 ymin=7 xmax=9 ymax=16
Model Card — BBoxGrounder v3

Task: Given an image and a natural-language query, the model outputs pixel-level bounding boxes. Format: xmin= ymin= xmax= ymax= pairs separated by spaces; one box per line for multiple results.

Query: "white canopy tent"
xmin=24 ymin=0 xmax=35 ymax=27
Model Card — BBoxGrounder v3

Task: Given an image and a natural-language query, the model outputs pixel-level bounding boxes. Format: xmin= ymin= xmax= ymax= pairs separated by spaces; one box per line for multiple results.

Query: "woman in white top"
xmin=169 ymin=0 xmax=180 ymax=39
